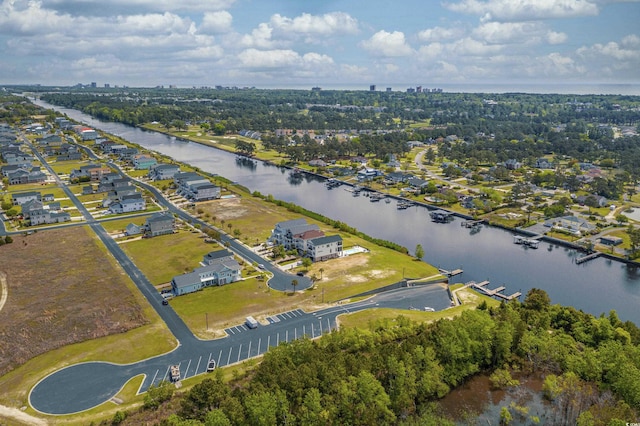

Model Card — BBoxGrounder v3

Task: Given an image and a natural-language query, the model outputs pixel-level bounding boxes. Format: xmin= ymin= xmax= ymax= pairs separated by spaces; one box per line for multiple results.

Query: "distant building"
xmin=370 ymin=85 xmax=376 ymax=91
xmin=144 ymin=212 xmax=174 ymax=237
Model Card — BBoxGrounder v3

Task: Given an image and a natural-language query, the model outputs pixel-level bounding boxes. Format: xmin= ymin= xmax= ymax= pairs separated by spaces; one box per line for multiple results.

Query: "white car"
xmin=207 ymin=360 xmax=216 ymax=372
xmin=424 ymin=307 xmax=435 ymax=312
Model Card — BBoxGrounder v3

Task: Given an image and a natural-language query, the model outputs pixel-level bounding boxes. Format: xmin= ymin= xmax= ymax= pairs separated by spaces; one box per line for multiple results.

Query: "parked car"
xmin=296 ymin=271 xmax=304 ymax=276
xmin=424 ymin=307 xmax=435 ymax=312
xmin=207 ymin=360 xmax=216 ymax=372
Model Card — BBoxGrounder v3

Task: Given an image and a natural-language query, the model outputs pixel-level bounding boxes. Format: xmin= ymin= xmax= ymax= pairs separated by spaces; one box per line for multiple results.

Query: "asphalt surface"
xmin=22 ymin=136 xmax=451 ymax=415
xmin=30 ymin=285 xmax=450 ymax=414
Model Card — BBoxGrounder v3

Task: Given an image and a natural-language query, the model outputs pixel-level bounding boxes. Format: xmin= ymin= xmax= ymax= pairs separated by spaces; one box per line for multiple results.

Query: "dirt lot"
xmin=0 ymin=227 xmax=147 ymax=377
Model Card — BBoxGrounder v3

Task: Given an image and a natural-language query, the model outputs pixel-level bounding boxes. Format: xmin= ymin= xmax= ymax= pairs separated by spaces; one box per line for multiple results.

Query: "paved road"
xmin=29 ymin=285 xmax=450 ymax=414
xmin=23 ymin=133 xmax=450 ymax=415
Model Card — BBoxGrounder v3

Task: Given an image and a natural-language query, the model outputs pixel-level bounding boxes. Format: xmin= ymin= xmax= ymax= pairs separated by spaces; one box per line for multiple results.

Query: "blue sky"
xmin=0 ymin=0 xmax=638 ymax=88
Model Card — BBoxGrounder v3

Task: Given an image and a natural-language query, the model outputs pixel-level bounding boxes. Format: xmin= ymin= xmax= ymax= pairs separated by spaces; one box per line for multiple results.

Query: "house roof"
xmin=310 ymin=234 xmax=342 ymax=246
xmin=203 ymin=249 xmax=234 ymax=262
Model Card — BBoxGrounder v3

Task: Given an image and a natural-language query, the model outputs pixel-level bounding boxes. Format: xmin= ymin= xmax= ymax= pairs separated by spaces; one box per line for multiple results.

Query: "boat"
xmin=385 ymin=197 xmax=391 ymax=203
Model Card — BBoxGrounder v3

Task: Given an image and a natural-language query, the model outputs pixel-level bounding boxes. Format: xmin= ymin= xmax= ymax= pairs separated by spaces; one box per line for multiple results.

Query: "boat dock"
xmin=325 ymin=178 xmax=342 ymax=189
xmin=430 ymin=209 xmax=455 ymax=223
xmin=397 ymin=200 xmax=413 ymax=210
xmin=439 ymin=268 xmax=463 ymax=277
xmin=513 ymin=234 xmax=542 ymax=248
xmin=461 ymin=220 xmax=483 ymax=228
xmin=576 ymin=252 xmax=600 ymax=264
xmin=469 ymin=280 xmax=521 ymax=301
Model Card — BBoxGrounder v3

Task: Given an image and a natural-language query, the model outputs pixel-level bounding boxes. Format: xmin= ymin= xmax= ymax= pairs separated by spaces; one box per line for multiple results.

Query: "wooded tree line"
xmin=109 ymin=289 xmax=640 ymax=426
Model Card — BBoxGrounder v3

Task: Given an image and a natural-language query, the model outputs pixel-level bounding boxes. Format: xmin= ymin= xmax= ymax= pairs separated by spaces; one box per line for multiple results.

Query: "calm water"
xmin=35 ymin=100 xmax=640 ymax=324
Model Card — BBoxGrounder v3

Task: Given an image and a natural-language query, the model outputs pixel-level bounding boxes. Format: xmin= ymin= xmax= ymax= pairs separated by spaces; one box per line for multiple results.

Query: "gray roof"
xmin=310 ymin=234 xmax=342 ymax=245
xmin=203 ymin=249 xmax=234 ymax=262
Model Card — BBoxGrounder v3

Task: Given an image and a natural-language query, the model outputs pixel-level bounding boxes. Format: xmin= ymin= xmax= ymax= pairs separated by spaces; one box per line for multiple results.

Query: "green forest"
xmin=107 ymin=289 xmax=640 ymax=426
xmin=38 ymin=89 xmax=640 ymax=180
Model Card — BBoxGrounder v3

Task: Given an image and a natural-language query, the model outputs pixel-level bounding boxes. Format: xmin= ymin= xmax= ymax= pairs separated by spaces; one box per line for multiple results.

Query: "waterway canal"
xmin=34 ymin=100 xmax=640 ymax=324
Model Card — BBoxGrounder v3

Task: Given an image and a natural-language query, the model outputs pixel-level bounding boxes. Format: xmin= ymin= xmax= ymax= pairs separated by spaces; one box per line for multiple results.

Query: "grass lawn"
xmin=338 ymin=286 xmax=500 ymax=329
xmin=118 ymin=229 xmax=216 ymax=284
xmin=99 ymin=214 xmax=154 ymax=233
xmin=6 ymin=182 xmax=57 ymax=193
xmin=49 ymin=160 xmax=85 ymax=175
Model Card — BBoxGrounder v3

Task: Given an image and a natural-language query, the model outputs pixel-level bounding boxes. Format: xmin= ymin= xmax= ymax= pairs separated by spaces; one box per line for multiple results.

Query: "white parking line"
xmin=151 ymin=369 xmax=159 ymax=385
xmin=294 ymin=328 xmax=297 ymax=340
xmin=216 ymin=350 xmax=222 ymax=368
xmin=303 ymin=325 xmax=306 ymax=336
xmin=319 ymin=320 xmax=323 ymax=334
xmin=267 ymin=335 xmax=271 ymax=348
xmin=248 ymin=341 xmax=252 ymax=358
xmin=195 ymin=356 xmax=202 ymax=375
xmin=226 ymin=347 xmax=232 ymax=366
xmin=184 ymin=359 xmax=192 ymax=378
xmin=257 ymin=338 xmax=261 ymax=354
xmin=311 ymin=323 xmax=314 ymax=337
xmin=237 ymin=344 xmax=242 ymax=363
xmin=286 ymin=330 xmax=289 ymax=342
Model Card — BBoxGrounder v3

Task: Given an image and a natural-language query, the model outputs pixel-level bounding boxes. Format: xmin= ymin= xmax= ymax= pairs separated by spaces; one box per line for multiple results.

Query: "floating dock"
xmin=430 ymin=209 xmax=455 ymax=223
xmin=575 ymin=252 xmax=600 ymax=264
xmin=439 ymin=268 xmax=464 ymax=277
xmin=469 ymin=280 xmax=521 ymax=301
xmin=461 ymin=220 xmax=483 ymax=228
xmin=513 ymin=234 xmax=542 ymax=248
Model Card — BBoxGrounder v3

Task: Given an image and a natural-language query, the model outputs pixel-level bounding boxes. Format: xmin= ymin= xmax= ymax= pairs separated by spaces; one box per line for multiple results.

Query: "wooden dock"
xmin=470 ymin=280 xmax=521 ymax=301
xmin=439 ymin=268 xmax=463 ymax=277
xmin=576 ymin=252 xmax=600 ymax=264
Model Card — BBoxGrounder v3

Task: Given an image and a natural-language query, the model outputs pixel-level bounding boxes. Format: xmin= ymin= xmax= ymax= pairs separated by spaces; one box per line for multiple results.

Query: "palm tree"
xmin=319 ymin=268 xmax=324 ymax=280
xmin=291 ymin=279 xmax=299 ymax=295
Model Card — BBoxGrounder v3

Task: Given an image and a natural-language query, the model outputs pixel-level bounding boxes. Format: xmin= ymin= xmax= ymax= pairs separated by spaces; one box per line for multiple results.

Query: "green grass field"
xmin=118 ymin=229 xmax=216 ymax=284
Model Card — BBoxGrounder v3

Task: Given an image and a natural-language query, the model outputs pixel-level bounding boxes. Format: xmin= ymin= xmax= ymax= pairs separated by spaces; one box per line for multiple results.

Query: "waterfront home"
xmin=544 ymin=215 xmax=596 ymax=235
xmin=270 ymin=218 xmax=320 ymax=249
xmin=132 ymin=154 xmax=158 ymax=170
xmin=307 ymin=234 xmax=343 ymax=261
xmin=148 ymin=163 xmax=181 ymax=181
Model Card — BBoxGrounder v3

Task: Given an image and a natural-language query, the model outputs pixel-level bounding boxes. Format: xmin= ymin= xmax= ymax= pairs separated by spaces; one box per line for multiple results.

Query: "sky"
xmin=0 ymin=0 xmax=639 ymax=89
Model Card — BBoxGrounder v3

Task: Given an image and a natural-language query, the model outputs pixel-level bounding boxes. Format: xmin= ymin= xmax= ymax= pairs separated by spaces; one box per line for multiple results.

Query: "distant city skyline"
xmin=0 ymin=0 xmax=639 ymax=89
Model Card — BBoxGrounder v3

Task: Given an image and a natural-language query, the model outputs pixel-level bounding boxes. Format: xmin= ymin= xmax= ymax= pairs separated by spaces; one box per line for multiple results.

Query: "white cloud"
xmin=444 ymin=0 xmax=600 ymax=21
xmin=46 ymin=0 xmax=235 ymax=14
xmin=417 ymin=26 xmax=464 ymax=43
xmin=236 ymin=48 xmax=334 ymax=69
xmin=472 ymin=22 xmax=567 ymax=45
xmin=577 ymin=38 xmax=640 ymax=61
xmin=200 ymin=11 xmax=233 ymax=34
xmin=360 ymin=30 xmax=413 ymax=57
xmin=240 ymin=23 xmax=277 ymax=49
xmin=270 ymin=12 xmax=358 ymax=37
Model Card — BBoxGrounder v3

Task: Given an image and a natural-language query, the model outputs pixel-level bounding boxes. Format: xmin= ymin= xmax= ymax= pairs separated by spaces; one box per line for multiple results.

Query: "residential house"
xmin=307 ymin=234 xmax=343 ymax=261
xmin=148 ymin=163 xmax=181 ymax=181
xmin=144 ymin=212 xmax=174 ymax=237
xmin=407 ymin=177 xmax=429 ymax=189
xmin=202 ymin=249 xmax=235 ymax=265
xmin=70 ymin=164 xmax=111 ymax=181
xmin=108 ymin=193 xmax=145 ymax=214
xmin=12 ymin=191 xmax=41 ymax=206
xmin=535 ymin=158 xmax=554 ymax=169
xmin=132 ymin=154 xmax=158 ymax=170
xmin=269 ymin=218 xmax=320 ymax=249
xmin=125 ymin=223 xmax=142 ymax=236
xmin=357 ymin=168 xmax=383 ymax=182
xmin=577 ymin=194 xmax=607 ymax=207
xmin=308 ymin=159 xmax=327 ymax=168
xmin=386 ymin=172 xmax=413 ymax=184
xmin=544 ymin=216 xmax=596 ymax=236
xmin=21 ymin=199 xmax=70 ymax=225
xmin=504 ymin=159 xmax=522 ymax=170
xmin=171 ymin=258 xmax=242 ymax=296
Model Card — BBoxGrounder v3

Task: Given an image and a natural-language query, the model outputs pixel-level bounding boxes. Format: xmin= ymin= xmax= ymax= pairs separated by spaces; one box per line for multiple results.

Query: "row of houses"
xmin=10 ymin=191 xmax=70 ymax=225
xmin=269 ymin=218 xmax=343 ymax=262
xmin=171 ymin=249 xmax=242 ymax=296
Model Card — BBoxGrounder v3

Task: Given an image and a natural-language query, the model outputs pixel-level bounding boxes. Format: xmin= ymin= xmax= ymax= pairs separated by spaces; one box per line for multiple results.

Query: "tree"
xmin=627 ymin=225 xmax=640 ymax=254
xmin=415 ymin=244 xmax=424 ymax=260
xmin=615 ymin=214 xmax=628 ymax=225
xmin=144 ymin=381 xmax=174 ymax=410
xmin=319 ymin=267 xmax=324 ymax=279
xmin=291 ymin=279 xmax=299 ymax=294
xmin=233 ymin=228 xmax=241 ymax=239
xmin=302 ymin=257 xmax=312 ymax=269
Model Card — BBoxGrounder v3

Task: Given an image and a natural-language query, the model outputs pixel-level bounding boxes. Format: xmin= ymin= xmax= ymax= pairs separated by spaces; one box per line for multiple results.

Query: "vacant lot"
xmin=0 ymin=227 xmax=148 ymax=377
